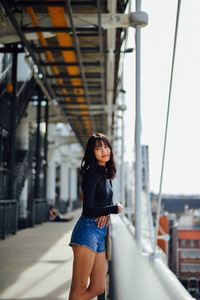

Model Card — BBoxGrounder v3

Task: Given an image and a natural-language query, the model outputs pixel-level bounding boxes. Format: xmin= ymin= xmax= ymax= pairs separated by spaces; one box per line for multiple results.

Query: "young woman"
xmin=68 ymin=132 xmax=123 ymax=300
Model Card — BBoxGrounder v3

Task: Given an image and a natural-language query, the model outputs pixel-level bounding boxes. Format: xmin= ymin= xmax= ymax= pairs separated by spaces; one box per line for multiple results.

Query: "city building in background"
xmin=151 ymin=193 xmax=200 ymax=299
xmin=176 ymin=209 xmax=200 ymax=298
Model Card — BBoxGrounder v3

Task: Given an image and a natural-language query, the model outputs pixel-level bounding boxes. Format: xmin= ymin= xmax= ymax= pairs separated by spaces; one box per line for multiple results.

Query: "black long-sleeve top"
xmin=81 ymin=165 xmax=118 ymax=218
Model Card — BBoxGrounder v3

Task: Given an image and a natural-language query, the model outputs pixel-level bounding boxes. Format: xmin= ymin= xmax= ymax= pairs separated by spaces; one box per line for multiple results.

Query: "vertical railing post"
xmin=32 ymin=199 xmax=35 ymax=227
xmin=3 ymin=203 xmax=6 ymax=239
xmin=129 ymin=1 xmax=148 ymax=251
xmin=134 ymin=0 xmax=142 ymax=251
xmin=120 ymin=87 xmax=126 ymax=213
xmin=14 ymin=200 xmax=18 ymax=234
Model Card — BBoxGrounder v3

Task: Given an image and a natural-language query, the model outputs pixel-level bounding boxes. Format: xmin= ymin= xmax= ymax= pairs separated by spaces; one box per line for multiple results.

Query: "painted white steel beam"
xmin=106 ymin=0 xmax=117 ymax=139
xmin=0 ymin=13 xmax=130 ymax=44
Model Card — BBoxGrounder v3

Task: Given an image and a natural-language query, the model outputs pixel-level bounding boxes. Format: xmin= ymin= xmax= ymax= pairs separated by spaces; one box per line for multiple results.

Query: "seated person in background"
xmin=48 ymin=205 xmax=74 ymax=222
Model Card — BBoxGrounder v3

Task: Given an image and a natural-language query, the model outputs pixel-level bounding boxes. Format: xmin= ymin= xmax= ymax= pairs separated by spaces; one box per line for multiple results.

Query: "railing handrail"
xmin=0 ymin=199 xmax=17 ymax=204
xmin=0 ymin=167 xmax=10 ymax=173
xmin=34 ymin=198 xmax=47 ymax=203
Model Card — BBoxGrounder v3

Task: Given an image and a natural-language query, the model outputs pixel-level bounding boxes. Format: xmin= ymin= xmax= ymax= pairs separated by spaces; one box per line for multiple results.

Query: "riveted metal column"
xmin=34 ymin=91 xmax=42 ymax=198
xmin=8 ymin=44 xmax=18 ymax=199
xmin=44 ymin=98 xmax=49 ymax=198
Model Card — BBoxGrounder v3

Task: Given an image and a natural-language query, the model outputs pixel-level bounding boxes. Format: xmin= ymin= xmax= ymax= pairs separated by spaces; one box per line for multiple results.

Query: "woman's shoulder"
xmin=83 ymin=166 xmax=105 ymax=182
xmin=84 ymin=167 xmax=100 ymax=177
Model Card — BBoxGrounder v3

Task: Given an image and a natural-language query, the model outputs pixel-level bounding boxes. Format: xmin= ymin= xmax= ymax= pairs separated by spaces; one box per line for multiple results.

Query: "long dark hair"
xmin=80 ymin=132 xmax=116 ymax=179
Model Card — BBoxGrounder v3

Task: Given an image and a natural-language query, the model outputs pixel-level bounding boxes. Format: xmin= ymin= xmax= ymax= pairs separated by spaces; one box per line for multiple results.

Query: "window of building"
xmin=181 ymin=280 xmax=188 ymax=289
xmin=190 ymin=279 xmax=197 ymax=288
xmin=180 ymin=240 xmax=186 ymax=247
xmin=190 ymin=240 xmax=195 ymax=248
xmin=181 ymin=264 xmax=200 ymax=273
xmin=181 ymin=250 xmax=187 ymax=258
xmin=181 ymin=249 xmax=200 ymax=259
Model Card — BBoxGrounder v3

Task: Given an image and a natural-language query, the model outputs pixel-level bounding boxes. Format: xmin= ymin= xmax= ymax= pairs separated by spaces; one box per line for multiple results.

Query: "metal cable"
xmin=153 ymin=0 xmax=182 ymax=254
xmin=97 ymin=0 xmax=106 ymax=133
xmin=63 ymin=0 xmax=96 ymax=132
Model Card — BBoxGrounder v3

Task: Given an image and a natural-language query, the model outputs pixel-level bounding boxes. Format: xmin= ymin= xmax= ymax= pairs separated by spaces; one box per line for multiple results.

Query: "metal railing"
xmin=32 ymin=198 xmax=48 ymax=226
xmin=48 ymin=199 xmax=70 ymax=214
xmin=0 ymin=199 xmax=17 ymax=239
xmin=14 ymin=131 xmax=36 ymax=198
xmin=56 ymin=199 xmax=69 ymax=214
xmin=0 ymin=96 xmax=11 ymax=131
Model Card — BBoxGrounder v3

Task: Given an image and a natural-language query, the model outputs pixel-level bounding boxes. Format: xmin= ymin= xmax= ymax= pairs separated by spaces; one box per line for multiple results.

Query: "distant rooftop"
xmin=178 ymin=208 xmax=200 ymax=230
xmin=156 ymin=194 xmax=200 ymax=213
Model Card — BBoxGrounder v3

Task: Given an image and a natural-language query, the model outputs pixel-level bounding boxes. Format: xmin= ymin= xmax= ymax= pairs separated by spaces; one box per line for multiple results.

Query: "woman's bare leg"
xmin=82 ymin=252 xmax=107 ymax=300
xmin=68 ymin=246 xmax=96 ymax=300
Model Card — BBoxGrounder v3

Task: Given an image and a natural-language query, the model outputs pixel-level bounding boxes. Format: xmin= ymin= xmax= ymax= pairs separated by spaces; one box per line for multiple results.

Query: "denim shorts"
xmin=69 ymin=216 xmax=108 ymax=253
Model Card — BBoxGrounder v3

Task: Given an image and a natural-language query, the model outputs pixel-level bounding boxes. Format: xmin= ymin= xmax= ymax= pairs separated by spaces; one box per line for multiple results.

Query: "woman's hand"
xmin=96 ymin=215 xmax=110 ymax=228
xmin=117 ymin=202 xmax=124 ymax=213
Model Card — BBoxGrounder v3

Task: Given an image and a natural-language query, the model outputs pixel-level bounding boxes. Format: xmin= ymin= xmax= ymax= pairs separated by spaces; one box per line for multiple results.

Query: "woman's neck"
xmin=97 ymin=162 xmax=106 ymax=167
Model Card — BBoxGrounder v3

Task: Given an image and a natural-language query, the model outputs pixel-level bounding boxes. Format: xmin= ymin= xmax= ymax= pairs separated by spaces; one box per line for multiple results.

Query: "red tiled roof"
xmin=178 ymin=230 xmax=200 ymax=240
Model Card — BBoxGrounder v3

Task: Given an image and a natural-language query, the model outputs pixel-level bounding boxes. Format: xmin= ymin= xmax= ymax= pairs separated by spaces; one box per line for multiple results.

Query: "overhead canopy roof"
xmin=0 ymin=0 xmax=130 ymax=147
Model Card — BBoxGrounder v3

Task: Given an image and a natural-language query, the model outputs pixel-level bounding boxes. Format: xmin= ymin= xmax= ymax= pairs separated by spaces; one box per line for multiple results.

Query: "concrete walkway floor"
xmin=0 ymin=209 xmax=81 ymax=300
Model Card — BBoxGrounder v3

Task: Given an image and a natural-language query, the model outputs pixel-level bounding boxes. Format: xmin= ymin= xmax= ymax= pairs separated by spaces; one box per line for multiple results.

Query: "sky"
xmin=124 ymin=0 xmax=200 ymax=195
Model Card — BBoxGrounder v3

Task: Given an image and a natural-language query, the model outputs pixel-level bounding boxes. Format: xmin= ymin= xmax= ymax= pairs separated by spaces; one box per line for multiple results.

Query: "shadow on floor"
xmin=0 ymin=209 xmax=81 ymax=299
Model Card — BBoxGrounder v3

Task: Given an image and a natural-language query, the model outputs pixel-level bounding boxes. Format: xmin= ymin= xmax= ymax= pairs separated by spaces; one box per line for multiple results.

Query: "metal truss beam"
xmin=55 ymin=94 xmax=102 ymax=98
xmin=51 ymin=84 xmax=101 ymax=90
xmin=32 ymin=46 xmax=100 ymax=53
xmin=46 ymin=73 xmax=101 ymax=79
xmin=0 ymin=44 xmax=24 ymax=53
xmin=10 ymin=13 xmax=129 ymax=29
xmin=40 ymin=61 xmax=101 ymax=67
xmin=59 ymin=103 xmax=106 ymax=109
xmin=22 ymin=27 xmax=98 ymax=33
xmin=12 ymin=1 xmax=97 ymax=7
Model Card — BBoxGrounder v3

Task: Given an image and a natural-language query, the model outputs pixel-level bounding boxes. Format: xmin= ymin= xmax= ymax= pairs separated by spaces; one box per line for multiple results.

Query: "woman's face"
xmin=94 ymin=141 xmax=111 ymax=166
